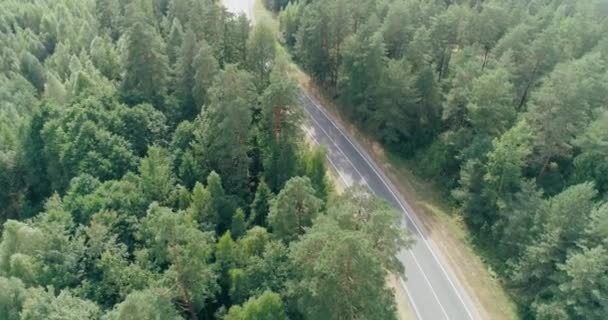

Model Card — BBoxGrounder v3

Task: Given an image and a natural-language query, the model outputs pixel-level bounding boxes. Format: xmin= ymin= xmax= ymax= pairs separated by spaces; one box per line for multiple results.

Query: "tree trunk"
xmin=517 ymin=62 xmax=539 ymax=111
xmin=537 ymin=156 xmax=550 ymax=180
xmin=481 ymin=48 xmax=489 ymax=71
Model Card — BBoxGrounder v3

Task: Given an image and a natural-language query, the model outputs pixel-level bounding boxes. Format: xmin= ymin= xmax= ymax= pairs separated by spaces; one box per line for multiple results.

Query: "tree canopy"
xmin=0 ymin=0 xmax=412 ymax=319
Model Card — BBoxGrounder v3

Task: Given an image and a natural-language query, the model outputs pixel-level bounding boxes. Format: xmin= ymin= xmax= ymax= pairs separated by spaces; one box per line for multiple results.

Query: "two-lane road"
xmin=300 ymin=91 xmax=479 ymax=320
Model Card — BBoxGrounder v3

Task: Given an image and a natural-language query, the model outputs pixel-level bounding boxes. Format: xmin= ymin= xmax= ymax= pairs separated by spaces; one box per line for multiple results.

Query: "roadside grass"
xmin=249 ymin=1 xmax=517 ymax=319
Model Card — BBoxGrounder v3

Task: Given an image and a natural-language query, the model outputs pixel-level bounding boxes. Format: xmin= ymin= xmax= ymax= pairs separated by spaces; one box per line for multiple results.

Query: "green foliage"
xmin=249 ymin=181 xmax=273 ymax=227
xmin=192 ymin=65 xmax=256 ymax=199
xmin=0 ymin=277 xmax=26 ymax=320
xmin=259 ymin=63 xmax=303 ymax=192
xmin=268 ymin=177 xmax=322 ymax=242
xmin=327 ymin=187 xmax=411 ymax=274
xmin=289 ymin=216 xmax=398 ymax=320
xmin=299 ymin=145 xmax=330 ymax=203
xmin=0 ymin=0 xmax=508 ymax=318
xmin=192 ymin=39 xmax=219 ymax=110
xmin=121 ymin=5 xmax=169 ymax=106
xmin=139 ymin=204 xmax=218 ymax=316
xmin=104 ymin=288 xmax=183 ymax=320
xmin=173 ymin=27 xmax=199 ymax=120
xmin=138 ymin=145 xmax=175 ymax=204
xmin=231 ymin=209 xmax=247 ymax=239
xmin=246 ymin=21 xmax=277 ymax=92
xmin=188 ymin=182 xmax=216 ymax=231
xmin=225 ymin=291 xmax=288 ymax=320
xmin=20 ymin=288 xmax=101 ymax=320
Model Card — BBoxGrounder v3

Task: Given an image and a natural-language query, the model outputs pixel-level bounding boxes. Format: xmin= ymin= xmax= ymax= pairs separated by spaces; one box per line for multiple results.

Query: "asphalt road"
xmin=300 ymin=91 xmax=479 ymax=320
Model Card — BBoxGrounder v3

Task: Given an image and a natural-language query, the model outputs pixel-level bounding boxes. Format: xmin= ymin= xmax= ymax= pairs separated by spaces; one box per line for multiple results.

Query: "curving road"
xmin=300 ymin=91 xmax=479 ymax=320
xmin=223 ymin=1 xmax=479 ymax=319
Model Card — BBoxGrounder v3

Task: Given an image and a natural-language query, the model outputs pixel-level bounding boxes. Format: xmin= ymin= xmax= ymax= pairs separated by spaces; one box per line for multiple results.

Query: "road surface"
xmin=300 ymin=91 xmax=479 ymax=320
xmin=222 ymin=1 xmax=479 ymax=319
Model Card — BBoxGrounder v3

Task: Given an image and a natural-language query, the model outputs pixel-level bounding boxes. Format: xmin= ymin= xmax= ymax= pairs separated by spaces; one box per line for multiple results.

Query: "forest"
xmin=0 ymin=0 xmax=411 ymax=319
xmin=267 ymin=0 xmax=608 ymax=318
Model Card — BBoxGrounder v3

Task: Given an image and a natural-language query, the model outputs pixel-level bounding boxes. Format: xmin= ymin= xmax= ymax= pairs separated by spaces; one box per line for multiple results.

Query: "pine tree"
xmin=173 ymin=27 xmax=198 ymax=120
xmin=188 ymin=182 xmax=217 ymax=231
xmin=246 ymin=21 xmax=277 ymax=92
xmin=192 ymin=39 xmax=219 ymax=109
xmin=250 ymin=181 xmax=273 ymax=227
xmin=225 ymin=291 xmax=288 ymax=320
xmin=121 ymin=7 xmax=169 ymax=107
xmin=138 ymin=145 xmax=175 ymax=204
xmin=231 ymin=208 xmax=247 ymax=239
xmin=268 ymin=177 xmax=322 ymax=242
xmin=192 ymin=65 xmax=256 ymax=200
xmin=259 ymin=63 xmax=302 ymax=192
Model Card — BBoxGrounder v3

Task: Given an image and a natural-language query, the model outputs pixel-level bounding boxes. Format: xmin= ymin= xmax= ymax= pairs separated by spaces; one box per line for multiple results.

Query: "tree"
xmin=338 ymin=27 xmax=385 ymax=124
xmin=327 ymin=187 xmax=411 ymax=273
xmin=90 ymin=35 xmax=121 ymax=81
xmin=382 ymin=0 xmax=409 ymax=59
xmin=372 ymin=58 xmax=419 ymax=152
xmin=192 ymin=65 xmax=256 ymax=199
xmin=573 ymin=110 xmax=608 ymax=194
xmin=104 ymin=288 xmax=183 ymax=320
xmin=223 ymin=13 xmax=250 ymax=65
xmin=259 ymin=64 xmax=303 ymax=192
xmin=231 ymin=209 xmax=247 ymax=239
xmin=0 ymin=277 xmax=26 ymax=320
xmin=493 ymin=180 xmax=544 ymax=260
xmin=237 ymin=227 xmax=271 ymax=257
xmin=295 ymin=3 xmax=333 ymax=83
xmin=188 ymin=182 xmax=217 ymax=231
xmin=527 ymin=54 xmax=607 ymax=178
xmin=173 ymin=27 xmax=199 ymax=120
xmin=139 ymin=204 xmax=218 ymax=318
xmin=249 ymin=181 xmax=273 ymax=227
xmin=138 ymin=145 xmax=175 ymax=204
xmin=299 ymin=145 xmax=329 ymax=203
xmin=20 ymin=52 xmax=46 ymax=94
xmin=96 ymin=0 xmax=121 ymax=38
xmin=121 ymin=7 xmax=169 ymax=106
xmin=466 ymin=68 xmax=516 ymax=137
xmin=512 ymin=183 xmax=598 ymax=303
xmin=215 ymin=231 xmax=241 ymax=305
xmin=20 ymin=288 xmax=101 ymax=320
xmin=113 ymin=102 xmax=168 ymax=157
xmin=0 ymin=195 xmax=85 ymax=289
xmin=290 ymin=216 xmax=397 ymax=320
xmin=268 ymin=177 xmax=322 ymax=242
xmin=192 ymin=39 xmax=219 ymax=109
xmin=279 ymin=1 xmax=303 ymax=48
xmin=206 ymin=171 xmax=236 ymax=234
xmin=225 ymin=291 xmax=287 ymax=320
xmin=246 ymin=21 xmax=277 ymax=91
xmin=167 ymin=18 xmax=184 ymax=65
xmin=552 ymin=245 xmax=608 ymax=320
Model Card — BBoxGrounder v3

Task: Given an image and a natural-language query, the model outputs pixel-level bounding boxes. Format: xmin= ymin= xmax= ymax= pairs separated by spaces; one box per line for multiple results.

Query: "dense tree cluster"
xmin=271 ymin=0 xmax=608 ymax=318
xmin=0 ymin=0 xmax=411 ymax=319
